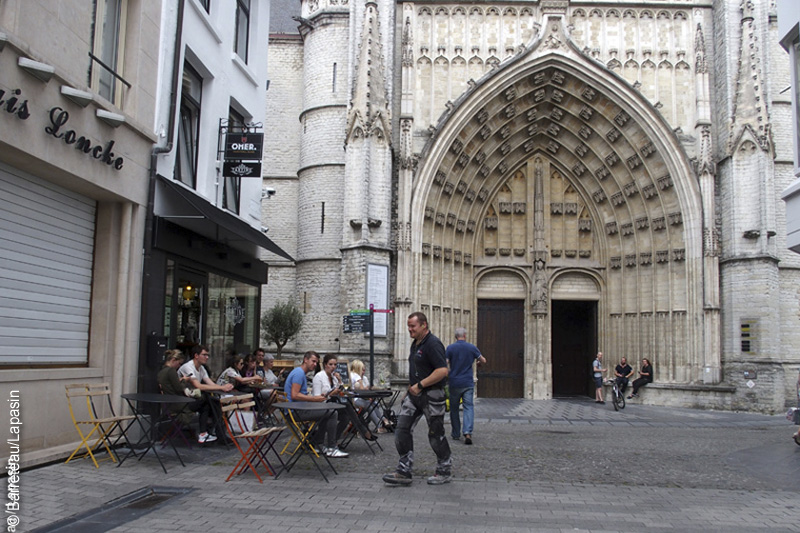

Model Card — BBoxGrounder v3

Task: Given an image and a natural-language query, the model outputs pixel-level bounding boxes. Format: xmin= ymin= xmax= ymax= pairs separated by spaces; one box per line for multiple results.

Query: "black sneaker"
xmin=382 ymin=472 xmax=412 ymax=486
xmin=464 ymin=435 xmax=472 ymax=445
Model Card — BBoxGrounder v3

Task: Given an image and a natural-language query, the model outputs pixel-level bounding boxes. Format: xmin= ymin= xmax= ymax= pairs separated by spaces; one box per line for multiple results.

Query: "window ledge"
xmin=189 ymin=0 xmax=222 ymax=44
xmin=0 ymin=366 xmax=104 ymax=382
xmin=232 ymin=53 xmax=259 ymax=87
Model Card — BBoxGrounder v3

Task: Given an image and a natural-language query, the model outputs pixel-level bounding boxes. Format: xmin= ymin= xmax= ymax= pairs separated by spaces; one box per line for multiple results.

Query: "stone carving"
xmin=625 ymin=254 xmax=637 ymax=267
xmin=527 ymin=124 xmax=539 ymax=136
xmin=575 ymin=144 xmax=588 ymax=157
xmin=595 ymin=166 xmax=609 ymax=180
xmin=422 ymin=243 xmax=431 ymax=255
xmin=457 ymin=180 xmax=467 ymax=193
xmin=443 ymin=181 xmax=454 ymax=195
xmin=573 ymin=162 xmax=587 ymax=176
xmin=547 ymin=124 xmax=561 ymax=136
xmin=642 ymin=184 xmax=657 ymax=199
xmin=435 ymin=212 xmax=445 ymax=226
xmin=579 ymin=105 xmax=593 ymax=120
xmin=524 ymin=140 xmax=535 ymax=152
xmin=514 ymin=248 xmax=525 ymax=256
xmin=446 ymin=213 xmax=456 ymax=226
xmin=433 ymin=246 xmax=442 ymax=258
xmin=474 ymin=151 xmax=486 ymax=165
xmin=500 ymin=142 xmax=511 ymax=155
xmin=564 ymin=202 xmax=577 ymax=215
xmin=485 ymin=247 xmax=496 ymax=256
xmin=499 ymin=125 xmax=511 ymax=139
xmin=479 ymin=165 xmax=490 ymax=177
xmin=579 ymin=250 xmax=591 ymax=258
xmin=635 ymin=216 xmax=649 ymax=229
xmin=424 ymin=206 xmax=434 ymax=219
xmin=551 ymin=202 xmax=563 ymax=215
xmin=499 ymin=248 xmax=511 ymax=256
xmin=626 ymin=155 xmax=642 ymax=169
xmin=485 ymin=216 xmax=498 ymax=229
xmin=456 ymin=153 xmax=469 ymax=167
xmin=657 ymin=174 xmax=673 ymax=190
xmin=444 ymin=248 xmax=452 ymax=261
xmin=610 ymin=256 xmax=622 ymax=269
xmin=668 ymin=212 xmax=682 ymax=225
xmin=464 ymin=253 xmax=472 ymax=265
xmin=672 ymin=248 xmax=685 ymax=261
xmin=640 ymin=252 xmax=652 ymax=265
xmin=514 ymin=202 xmax=526 ymax=214
xmin=578 ymin=126 xmax=592 ymax=140
xmin=652 ymin=216 xmax=666 ymax=230
xmin=467 ymin=220 xmax=476 ymax=232
xmin=593 ymin=189 xmax=607 ymax=203
xmin=656 ymin=250 xmax=669 ymax=263
xmin=605 ymin=221 xmax=618 ymax=235
xmin=454 ymin=251 xmax=462 ymax=263
xmin=456 ymin=219 xmax=465 ymax=233
xmin=526 ymin=109 xmax=537 ymax=122
xmin=605 ymin=153 xmax=619 ymax=166
xmin=551 ymin=249 xmax=562 ymax=257
xmin=533 ymin=71 xmax=546 ymax=84
xmin=582 ymin=87 xmax=597 ymax=101
xmin=623 ymin=182 xmax=638 ymax=197
xmin=614 ymin=111 xmax=630 ymax=127
xmin=640 ymin=141 xmax=656 ymax=157
xmin=551 ymin=89 xmax=564 ymax=103
xmin=579 ymin=219 xmax=592 ymax=232
xmin=497 ymin=161 xmax=508 ymax=174
xmin=499 ymin=202 xmax=512 ymax=214
xmin=503 ymin=104 xmax=517 ymax=119
xmin=565 ymin=250 xmax=577 ymax=258
xmin=479 ymin=125 xmax=491 ymax=140
xmin=504 ymin=86 xmax=517 ymax=101
xmin=552 ymin=70 xmax=565 ymax=84
xmin=621 ymin=222 xmax=633 ymax=236
xmin=466 ymin=188 xmax=476 ymax=202
xmin=434 ymin=170 xmax=446 ymax=184
xmin=547 ymin=141 xmax=559 ymax=154
xmin=534 ymin=88 xmax=546 ymax=102
xmin=606 ymin=128 xmax=621 ymax=143
xmin=450 ymin=139 xmax=463 ymax=154
xmin=550 ymin=108 xmax=564 ymax=121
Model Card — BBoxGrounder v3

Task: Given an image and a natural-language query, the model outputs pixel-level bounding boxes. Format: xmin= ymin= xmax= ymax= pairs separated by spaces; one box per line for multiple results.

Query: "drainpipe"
xmin=138 ymin=0 xmax=184 ymax=392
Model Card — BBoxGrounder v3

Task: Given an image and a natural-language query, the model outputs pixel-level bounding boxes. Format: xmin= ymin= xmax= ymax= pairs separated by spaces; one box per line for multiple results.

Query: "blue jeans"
xmin=449 ymin=386 xmax=474 ymax=438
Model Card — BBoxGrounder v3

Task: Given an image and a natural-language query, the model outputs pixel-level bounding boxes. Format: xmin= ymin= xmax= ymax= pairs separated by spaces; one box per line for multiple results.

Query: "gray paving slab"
xmin=20 ymin=398 xmax=800 ymax=532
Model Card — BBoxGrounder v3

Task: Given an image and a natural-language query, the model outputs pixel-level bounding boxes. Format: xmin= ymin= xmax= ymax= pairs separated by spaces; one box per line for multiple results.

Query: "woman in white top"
xmin=217 ymin=354 xmax=264 ymax=389
xmin=313 ymin=354 xmax=377 ymax=444
xmin=350 ymin=359 xmax=393 ymax=432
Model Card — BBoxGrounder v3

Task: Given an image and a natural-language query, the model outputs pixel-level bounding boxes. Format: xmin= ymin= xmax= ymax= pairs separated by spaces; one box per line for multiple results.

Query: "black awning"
xmin=154 ymin=176 xmax=293 ymax=261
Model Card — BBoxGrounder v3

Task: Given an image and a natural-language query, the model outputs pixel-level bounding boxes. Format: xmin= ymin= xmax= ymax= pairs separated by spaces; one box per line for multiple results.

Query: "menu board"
xmin=366 ymin=263 xmax=389 ymax=336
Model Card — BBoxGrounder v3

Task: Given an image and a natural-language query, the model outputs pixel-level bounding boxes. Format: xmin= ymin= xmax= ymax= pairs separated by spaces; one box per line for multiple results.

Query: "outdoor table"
xmin=337 ymin=389 xmax=392 ymax=452
xmin=119 ymin=392 xmax=195 ymax=474
xmin=273 ymin=401 xmax=343 ymax=482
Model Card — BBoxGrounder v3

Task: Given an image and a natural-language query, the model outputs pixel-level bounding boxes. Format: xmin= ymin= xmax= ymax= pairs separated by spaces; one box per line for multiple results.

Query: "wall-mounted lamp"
xmin=96 ymin=109 xmax=126 ymax=128
xmin=18 ymin=57 xmax=54 ymax=83
xmin=61 ymin=86 xmax=94 ymax=107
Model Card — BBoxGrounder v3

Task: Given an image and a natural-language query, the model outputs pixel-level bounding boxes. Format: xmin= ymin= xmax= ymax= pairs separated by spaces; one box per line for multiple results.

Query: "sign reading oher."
xmin=223 ymin=132 xmax=263 ymax=178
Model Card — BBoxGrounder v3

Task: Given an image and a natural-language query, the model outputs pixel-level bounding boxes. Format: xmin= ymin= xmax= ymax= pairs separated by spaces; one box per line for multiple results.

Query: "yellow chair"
xmin=64 ymin=383 xmax=135 ymax=468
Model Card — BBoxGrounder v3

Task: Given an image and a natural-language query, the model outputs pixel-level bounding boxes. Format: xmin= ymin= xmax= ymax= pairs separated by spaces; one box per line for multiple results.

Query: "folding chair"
xmin=157 ymin=385 xmax=194 ymax=450
xmin=274 ymin=402 xmax=340 ymax=483
xmin=64 ymin=383 xmax=135 ymax=468
xmin=220 ymin=394 xmax=286 ymax=483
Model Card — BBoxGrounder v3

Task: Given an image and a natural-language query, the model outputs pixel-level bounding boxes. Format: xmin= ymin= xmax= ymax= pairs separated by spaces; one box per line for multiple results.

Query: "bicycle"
xmin=606 ymin=379 xmax=626 ymax=411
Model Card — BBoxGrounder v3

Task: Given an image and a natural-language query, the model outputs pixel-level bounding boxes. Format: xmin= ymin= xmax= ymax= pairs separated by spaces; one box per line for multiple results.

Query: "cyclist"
xmin=614 ymin=357 xmax=634 ymax=395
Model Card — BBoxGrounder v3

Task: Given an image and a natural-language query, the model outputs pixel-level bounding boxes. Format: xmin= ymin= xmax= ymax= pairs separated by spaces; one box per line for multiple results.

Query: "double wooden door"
xmin=476 ymin=299 xmax=524 ymax=398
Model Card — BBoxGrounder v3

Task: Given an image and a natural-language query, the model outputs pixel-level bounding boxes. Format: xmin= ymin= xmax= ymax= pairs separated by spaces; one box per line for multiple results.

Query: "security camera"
xmin=262 ymin=187 xmax=276 ymax=199
xmin=261 ymin=226 xmax=269 ymax=234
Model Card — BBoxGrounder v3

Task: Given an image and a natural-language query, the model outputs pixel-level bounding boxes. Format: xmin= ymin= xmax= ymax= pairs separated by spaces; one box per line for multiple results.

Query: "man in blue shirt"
xmin=284 ymin=351 xmax=348 ymax=458
xmin=446 ymin=328 xmax=486 ymax=445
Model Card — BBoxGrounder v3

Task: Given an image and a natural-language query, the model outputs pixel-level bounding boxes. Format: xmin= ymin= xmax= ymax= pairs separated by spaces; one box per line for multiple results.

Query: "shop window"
xmin=91 ymin=0 xmax=128 ymax=105
xmin=741 ymin=320 xmax=756 ymax=354
xmin=176 ymin=64 xmax=203 ymax=188
xmin=206 ymin=273 xmax=258 ymax=377
xmin=234 ymin=0 xmax=250 ymax=63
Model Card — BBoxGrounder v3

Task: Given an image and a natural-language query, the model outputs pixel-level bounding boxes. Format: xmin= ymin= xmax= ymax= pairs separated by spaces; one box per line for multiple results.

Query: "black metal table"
xmin=119 ymin=393 xmax=195 ymax=474
xmin=273 ymin=401 xmax=343 ymax=482
xmin=338 ymin=389 xmax=393 ymax=452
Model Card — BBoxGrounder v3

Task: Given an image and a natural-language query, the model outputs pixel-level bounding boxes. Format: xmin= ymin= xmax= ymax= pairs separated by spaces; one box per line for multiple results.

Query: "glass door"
xmin=174 ymin=269 xmax=206 ymax=357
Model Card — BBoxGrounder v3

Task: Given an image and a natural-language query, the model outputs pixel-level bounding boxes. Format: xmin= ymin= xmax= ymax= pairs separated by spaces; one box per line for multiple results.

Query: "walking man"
xmin=446 ymin=327 xmax=486 ymax=445
xmin=593 ymin=351 xmax=606 ymax=404
xmin=383 ymin=312 xmax=452 ymax=486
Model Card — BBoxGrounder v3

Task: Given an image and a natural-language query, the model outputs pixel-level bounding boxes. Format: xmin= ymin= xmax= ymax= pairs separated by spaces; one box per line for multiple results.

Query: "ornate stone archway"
xmin=394 ymin=15 xmax=718 ymax=398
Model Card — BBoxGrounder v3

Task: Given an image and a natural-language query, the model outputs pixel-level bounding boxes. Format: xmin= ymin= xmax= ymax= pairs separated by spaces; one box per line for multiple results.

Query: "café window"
xmin=176 ymin=64 xmax=203 ymax=188
xmin=91 ymin=0 xmax=128 ymax=105
xmin=234 ymin=0 xmax=250 ymax=63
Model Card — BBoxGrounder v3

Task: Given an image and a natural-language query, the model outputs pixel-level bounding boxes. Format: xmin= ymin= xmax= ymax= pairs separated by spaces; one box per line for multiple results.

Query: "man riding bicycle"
xmin=614 ymin=357 xmax=634 ymax=394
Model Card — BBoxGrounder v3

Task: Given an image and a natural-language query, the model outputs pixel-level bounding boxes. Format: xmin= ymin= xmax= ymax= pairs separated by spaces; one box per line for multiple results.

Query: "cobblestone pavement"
xmin=22 ymin=398 xmax=800 ymax=532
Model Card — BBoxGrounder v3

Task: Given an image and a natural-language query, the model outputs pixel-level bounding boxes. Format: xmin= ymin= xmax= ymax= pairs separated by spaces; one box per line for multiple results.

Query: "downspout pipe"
xmin=138 ymin=0 xmax=184 ymax=393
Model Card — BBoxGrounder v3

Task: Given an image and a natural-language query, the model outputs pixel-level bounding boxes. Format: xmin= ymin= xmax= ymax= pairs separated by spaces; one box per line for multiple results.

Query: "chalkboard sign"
xmin=335 ymin=360 xmax=350 ymax=385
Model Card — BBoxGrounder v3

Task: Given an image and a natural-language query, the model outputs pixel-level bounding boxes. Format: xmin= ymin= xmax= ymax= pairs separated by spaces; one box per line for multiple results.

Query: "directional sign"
xmin=349 ymin=309 xmax=371 ymax=316
xmin=343 ymin=314 xmax=371 ymax=333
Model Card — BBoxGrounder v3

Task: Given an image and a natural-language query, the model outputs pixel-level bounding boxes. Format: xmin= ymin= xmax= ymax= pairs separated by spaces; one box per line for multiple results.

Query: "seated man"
xmin=284 ymin=351 xmax=348 ymax=458
xmin=614 ymin=357 xmax=634 ymax=394
xmin=178 ymin=345 xmax=234 ymax=443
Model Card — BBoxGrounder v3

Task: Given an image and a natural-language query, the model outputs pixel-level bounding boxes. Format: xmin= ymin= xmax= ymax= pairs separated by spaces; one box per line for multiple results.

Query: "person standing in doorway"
xmin=383 ymin=312 xmax=452 ymax=486
xmin=593 ymin=352 xmax=606 ymax=404
xmin=446 ymin=327 xmax=486 ymax=445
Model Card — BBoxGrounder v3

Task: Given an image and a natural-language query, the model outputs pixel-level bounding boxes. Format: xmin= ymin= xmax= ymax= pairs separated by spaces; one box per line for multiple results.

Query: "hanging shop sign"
xmin=223 ymin=131 xmax=263 ymax=178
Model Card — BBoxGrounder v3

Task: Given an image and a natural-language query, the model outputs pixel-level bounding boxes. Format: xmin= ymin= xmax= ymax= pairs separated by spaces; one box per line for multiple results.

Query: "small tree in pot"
xmin=260 ymin=300 xmax=303 ymax=358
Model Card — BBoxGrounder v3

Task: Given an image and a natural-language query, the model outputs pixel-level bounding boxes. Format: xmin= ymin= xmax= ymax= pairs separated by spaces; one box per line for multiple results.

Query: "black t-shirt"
xmin=615 ymin=364 xmax=632 ymax=378
xmin=641 ymin=364 xmax=654 ymax=382
xmin=408 ymin=331 xmax=447 ymax=389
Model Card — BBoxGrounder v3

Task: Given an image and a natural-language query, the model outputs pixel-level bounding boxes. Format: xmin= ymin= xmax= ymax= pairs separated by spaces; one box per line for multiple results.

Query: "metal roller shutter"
xmin=0 ymin=164 xmax=96 ymax=364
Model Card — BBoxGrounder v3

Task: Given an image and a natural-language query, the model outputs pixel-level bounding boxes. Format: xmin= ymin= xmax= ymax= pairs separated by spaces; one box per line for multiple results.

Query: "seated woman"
xmin=313 ymin=354 xmax=377 ymax=444
xmin=217 ymin=355 xmax=261 ymax=392
xmin=628 ymin=358 xmax=653 ymax=399
xmin=350 ymin=359 xmax=392 ymax=432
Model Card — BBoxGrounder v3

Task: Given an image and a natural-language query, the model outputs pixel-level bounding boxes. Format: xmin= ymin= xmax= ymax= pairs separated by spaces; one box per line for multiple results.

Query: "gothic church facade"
xmin=263 ymin=0 xmax=800 ymax=411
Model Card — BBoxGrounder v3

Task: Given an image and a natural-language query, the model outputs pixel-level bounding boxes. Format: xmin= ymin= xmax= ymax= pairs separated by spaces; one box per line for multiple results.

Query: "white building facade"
xmin=264 ymin=0 xmax=800 ymax=412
